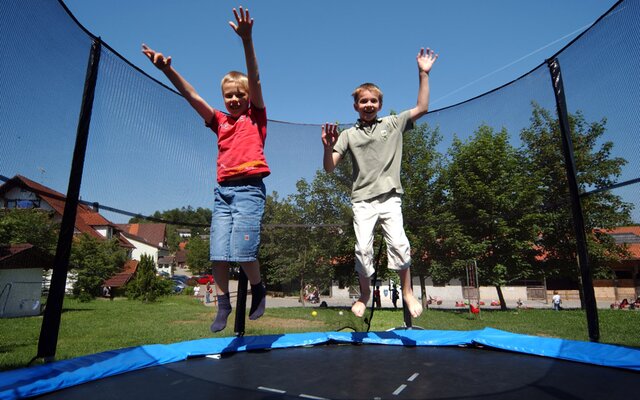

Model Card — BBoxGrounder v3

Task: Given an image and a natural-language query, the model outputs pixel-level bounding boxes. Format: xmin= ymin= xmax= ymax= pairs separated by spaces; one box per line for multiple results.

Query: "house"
xmin=0 ymin=175 xmax=141 ymax=293
xmin=115 ymin=223 xmax=171 ymax=275
xmin=0 ymin=244 xmax=53 ymax=317
xmin=593 ymin=226 xmax=640 ymax=302
xmin=158 ymin=255 xmax=176 ymax=273
xmin=175 ymin=249 xmax=187 ymax=270
xmin=0 ymin=175 xmax=133 ymax=250
xmin=176 ymin=228 xmax=191 ymax=238
xmin=103 ymin=259 xmax=139 ymax=295
xmin=0 ymin=175 xmax=175 ymax=277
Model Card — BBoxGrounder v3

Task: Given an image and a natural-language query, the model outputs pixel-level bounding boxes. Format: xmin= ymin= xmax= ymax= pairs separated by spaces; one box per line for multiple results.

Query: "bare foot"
xmin=404 ymin=293 xmax=423 ymax=318
xmin=351 ymin=298 xmax=368 ymax=317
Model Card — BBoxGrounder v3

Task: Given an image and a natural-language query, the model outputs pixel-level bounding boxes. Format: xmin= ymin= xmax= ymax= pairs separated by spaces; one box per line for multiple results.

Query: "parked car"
xmin=172 ymin=274 xmax=189 ymax=283
xmin=171 ymin=279 xmax=186 ymax=293
xmin=195 ymin=274 xmax=214 ymax=284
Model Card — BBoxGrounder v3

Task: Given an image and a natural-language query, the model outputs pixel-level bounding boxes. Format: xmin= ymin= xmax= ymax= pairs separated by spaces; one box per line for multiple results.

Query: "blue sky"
xmin=63 ymin=0 xmax=616 ymax=123
xmin=5 ymin=0 xmax=638 ymax=224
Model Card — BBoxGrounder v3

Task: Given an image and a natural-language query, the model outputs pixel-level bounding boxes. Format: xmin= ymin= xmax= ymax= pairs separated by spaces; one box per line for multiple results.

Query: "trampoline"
xmin=2 ymin=328 xmax=640 ymax=399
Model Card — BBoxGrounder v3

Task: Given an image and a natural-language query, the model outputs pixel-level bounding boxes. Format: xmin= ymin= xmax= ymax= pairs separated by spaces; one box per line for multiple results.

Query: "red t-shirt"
xmin=206 ymin=105 xmax=271 ymax=182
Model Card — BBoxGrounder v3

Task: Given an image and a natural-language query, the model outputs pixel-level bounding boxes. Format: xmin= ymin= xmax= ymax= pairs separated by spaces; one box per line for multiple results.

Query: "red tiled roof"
xmin=606 ymin=226 xmax=640 ymax=236
xmin=0 ymin=243 xmax=54 ymax=270
xmin=116 ymin=223 xmax=167 ymax=248
xmin=603 ymin=226 xmax=640 ymax=259
xmin=104 ymin=259 xmax=138 ymax=288
xmin=175 ymin=249 xmax=187 ymax=263
xmin=1 ymin=175 xmax=112 ymax=240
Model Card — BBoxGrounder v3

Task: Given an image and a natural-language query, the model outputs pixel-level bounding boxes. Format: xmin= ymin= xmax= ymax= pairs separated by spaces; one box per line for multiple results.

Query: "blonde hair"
xmin=352 ymin=82 xmax=383 ymax=104
xmin=220 ymin=71 xmax=249 ymax=93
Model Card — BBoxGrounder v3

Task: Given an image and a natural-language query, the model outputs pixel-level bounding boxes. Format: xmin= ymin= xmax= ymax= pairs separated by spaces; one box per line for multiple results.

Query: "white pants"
xmin=352 ymin=192 xmax=411 ymax=278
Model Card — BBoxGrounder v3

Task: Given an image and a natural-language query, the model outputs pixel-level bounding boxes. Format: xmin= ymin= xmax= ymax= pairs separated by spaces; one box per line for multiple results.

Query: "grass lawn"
xmin=1 ymin=295 xmax=638 ymax=372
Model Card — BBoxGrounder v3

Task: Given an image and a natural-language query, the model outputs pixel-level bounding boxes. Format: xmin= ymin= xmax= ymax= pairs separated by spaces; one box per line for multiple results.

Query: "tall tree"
xmin=126 ymin=254 xmax=173 ymax=302
xmin=70 ymin=234 xmax=127 ymax=302
xmin=442 ymin=125 xmax=542 ymax=309
xmin=185 ymin=234 xmax=210 ymax=275
xmin=520 ymin=104 xmax=632 ymax=284
xmin=399 ymin=122 xmax=444 ymax=306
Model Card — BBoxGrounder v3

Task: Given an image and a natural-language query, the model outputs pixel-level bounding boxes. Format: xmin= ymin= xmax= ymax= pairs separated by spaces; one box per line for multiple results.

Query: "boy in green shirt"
xmin=322 ymin=48 xmax=438 ymax=318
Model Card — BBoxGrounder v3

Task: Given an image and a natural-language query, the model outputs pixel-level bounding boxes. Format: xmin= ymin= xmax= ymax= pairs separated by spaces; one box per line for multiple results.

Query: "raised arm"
xmin=322 ymin=123 xmax=342 ymax=173
xmin=141 ymin=44 xmax=215 ymax=123
xmin=229 ymin=6 xmax=264 ymax=109
xmin=409 ymin=47 xmax=438 ymax=122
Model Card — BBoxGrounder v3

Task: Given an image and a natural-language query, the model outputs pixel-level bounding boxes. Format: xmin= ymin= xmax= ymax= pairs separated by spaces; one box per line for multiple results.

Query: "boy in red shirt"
xmin=142 ymin=6 xmax=268 ymax=332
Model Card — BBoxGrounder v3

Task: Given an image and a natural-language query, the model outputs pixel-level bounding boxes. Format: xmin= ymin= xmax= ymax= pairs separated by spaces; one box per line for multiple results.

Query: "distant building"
xmin=0 ymin=244 xmax=53 ymax=317
xmin=176 ymin=228 xmax=191 ymax=238
xmin=103 ymin=259 xmax=139 ymax=295
xmin=115 ymin=223 xmax=171 ymax=275
xmin=0 ymin=175 xmax=171 ymax=295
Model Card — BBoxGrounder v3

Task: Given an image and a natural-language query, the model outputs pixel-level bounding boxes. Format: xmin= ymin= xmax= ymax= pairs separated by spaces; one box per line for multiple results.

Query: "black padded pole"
xmin=402 ymin=294 xmax=413 ymax=328
xmin=547 ymin=58 xmax=599 ymax=342
xmin=37 ymin=39 xmax=102 ymax=360
xmin=234 ymin=268 xmax=248 ymax=337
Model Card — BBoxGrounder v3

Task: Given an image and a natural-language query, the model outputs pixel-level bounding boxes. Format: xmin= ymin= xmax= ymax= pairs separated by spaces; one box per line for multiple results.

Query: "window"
xmin=7 ymin=199 xmax=41 ymax=209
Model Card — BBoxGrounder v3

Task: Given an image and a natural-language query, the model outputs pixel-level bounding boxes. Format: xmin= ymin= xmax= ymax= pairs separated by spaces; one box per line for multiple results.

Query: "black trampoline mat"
xmin=37 ymin=344 xmax=640 ymax=400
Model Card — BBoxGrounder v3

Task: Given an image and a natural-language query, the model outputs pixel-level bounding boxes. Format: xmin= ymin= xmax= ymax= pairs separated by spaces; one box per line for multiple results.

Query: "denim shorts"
xmin=210 ymin=177 xmax=266 ymax=262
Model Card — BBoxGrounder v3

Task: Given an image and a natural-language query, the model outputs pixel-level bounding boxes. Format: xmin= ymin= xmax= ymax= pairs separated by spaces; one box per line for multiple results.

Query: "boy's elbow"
xmin=410 ymin=106 xmax=429 ymax=121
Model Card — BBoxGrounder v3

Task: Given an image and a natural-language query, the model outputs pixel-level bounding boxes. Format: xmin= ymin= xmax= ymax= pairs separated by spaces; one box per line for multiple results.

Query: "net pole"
xmin=547 ymin=58 xmax=599 ymax=342
xmin=234 ymin=268 xmax=248 ymax=337
xmin=37 ymin=38 xmax=102 ymax=360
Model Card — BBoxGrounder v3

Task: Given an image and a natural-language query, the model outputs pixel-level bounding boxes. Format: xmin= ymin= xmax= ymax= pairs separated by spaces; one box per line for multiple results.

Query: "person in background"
xmin=552 ymin=290 xmax=562 ymax=311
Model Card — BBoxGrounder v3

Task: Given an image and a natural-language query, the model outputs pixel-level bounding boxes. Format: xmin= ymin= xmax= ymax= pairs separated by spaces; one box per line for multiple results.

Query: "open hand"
xmin=229 ymin=6 xmax=253 ymax=40
xmin=322 ymin=123 xmax=339 ymax=148
xmin=417 ymin=47 xmax=438 ymax=74
xmin=141 ymin=44 xmax=171 ymax=71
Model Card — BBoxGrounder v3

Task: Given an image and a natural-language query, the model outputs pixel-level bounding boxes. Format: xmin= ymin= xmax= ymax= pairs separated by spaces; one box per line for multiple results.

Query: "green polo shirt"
xmin=333 ymin=110 xmax=414 ymax=202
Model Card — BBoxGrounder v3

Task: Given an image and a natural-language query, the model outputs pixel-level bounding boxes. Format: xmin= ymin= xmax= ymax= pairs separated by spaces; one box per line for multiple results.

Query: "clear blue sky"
xmin=63 ymin=0 xmax=616 ymax=124
xmin=6 ymin=0 xmax=637 ymax=224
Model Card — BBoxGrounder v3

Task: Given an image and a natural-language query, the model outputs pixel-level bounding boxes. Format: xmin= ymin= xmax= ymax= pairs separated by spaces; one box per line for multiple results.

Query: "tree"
xmin=186 ymin=234 xmax=210 ymax=275
xmin=520 ymin=104 xmax=632 ymax=285
xmin=70 ymin=234 xmax=127 ymax=302
xmin=127 ymin=254 xmax=173 ymax=302
xmin=399 ymin=122 xmax=444 ymax=306
xmin=440 ymin=125 xmax=542 ymax=309
xmin=0 ymin=209 xmax=58 ymax=253
xmin=260 ymin=152 xmax=354 ymax=298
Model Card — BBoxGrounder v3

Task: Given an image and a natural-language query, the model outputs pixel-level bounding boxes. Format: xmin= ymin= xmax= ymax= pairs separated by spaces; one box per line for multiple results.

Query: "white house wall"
xmin=0 ymin=268 xmax=42 ymax=318
xmin=126 ymin=237 xmax=171 ymax=275
xmin=3 ymin=187 xmax=55 ymax=212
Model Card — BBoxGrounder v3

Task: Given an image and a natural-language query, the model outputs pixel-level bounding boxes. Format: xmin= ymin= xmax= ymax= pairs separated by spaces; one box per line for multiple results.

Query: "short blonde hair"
xmin=220 ymin=71 xmax=249 ymax=93
xmin=352 ymin=83 xmax=383 ymax=104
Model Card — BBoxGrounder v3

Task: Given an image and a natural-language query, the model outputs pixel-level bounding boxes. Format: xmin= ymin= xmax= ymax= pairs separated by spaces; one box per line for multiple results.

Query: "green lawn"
xmin=1 ymin=295 xmax=638 ymax=372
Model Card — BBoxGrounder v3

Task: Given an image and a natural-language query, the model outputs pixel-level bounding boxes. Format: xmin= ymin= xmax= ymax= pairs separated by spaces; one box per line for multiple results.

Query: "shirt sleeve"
xmin=205 ymin=110 xmax=224 ymax=134
xmin=250 ymin=103 xmax=268 ymax=140
xmin=333 ymin=128 xmax=349 ymax=156
xmin=391 ymin=110 xmax=415 ymax=133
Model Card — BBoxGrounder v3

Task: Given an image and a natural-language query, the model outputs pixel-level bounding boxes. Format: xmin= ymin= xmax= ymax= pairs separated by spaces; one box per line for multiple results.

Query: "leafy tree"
xmin=520 ymin=104 xmax=632 ymax=285
xmin=126 ymin=254 xmax=173 ymax=302
xmin=186 ymin=234 xmax=210 ymax=275
xmin=70 ymin=234 xmax=127 ymax=302
xmin=261 ymin=154 xmax=354 ymax=298
xmin=0 ymin=209 xmax=58 ymax=253
xmin=165 ymin=226 xmax=183 ymax=253
xmin=399 ymin=122 xmax=444 ymax=305
xmin=440 ymin=125 xmax=542 ymax=309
